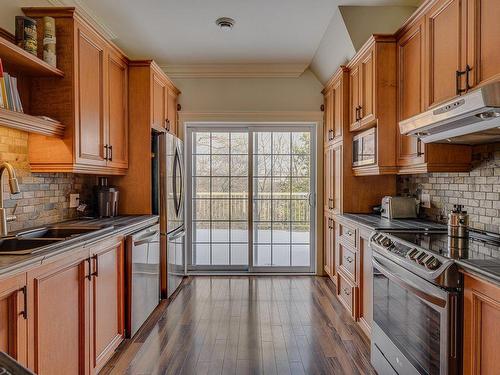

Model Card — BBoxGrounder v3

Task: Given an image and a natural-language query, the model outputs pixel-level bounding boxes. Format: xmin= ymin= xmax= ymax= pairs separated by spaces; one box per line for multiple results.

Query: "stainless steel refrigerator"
xmin=152 ymin=130 xmax=185 ymax=299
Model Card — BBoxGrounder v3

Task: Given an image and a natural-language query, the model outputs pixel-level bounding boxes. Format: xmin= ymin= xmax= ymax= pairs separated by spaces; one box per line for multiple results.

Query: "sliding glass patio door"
xmin=186 ymin=125 xmax=315 ymax=273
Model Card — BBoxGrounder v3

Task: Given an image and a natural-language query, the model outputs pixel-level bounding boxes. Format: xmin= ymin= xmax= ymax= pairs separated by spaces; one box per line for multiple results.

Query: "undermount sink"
xmin=0 ymin=238 xmax=62 ymax=255
xmin=18 ymin=225 xmax=106 ymax=240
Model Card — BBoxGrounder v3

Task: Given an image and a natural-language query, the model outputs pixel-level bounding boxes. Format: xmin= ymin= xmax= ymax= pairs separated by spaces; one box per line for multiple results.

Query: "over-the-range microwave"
xmin=352 ymin=127 xmax=376 ymax=167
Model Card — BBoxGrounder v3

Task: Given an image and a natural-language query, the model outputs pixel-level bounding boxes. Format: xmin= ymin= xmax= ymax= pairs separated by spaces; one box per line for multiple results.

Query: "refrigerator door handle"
xmin=173 ymin=147 xmax=182 ymax=217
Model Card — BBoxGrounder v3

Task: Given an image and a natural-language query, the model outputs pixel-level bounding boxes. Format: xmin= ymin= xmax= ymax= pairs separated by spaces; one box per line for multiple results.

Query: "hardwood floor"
xmin=100 ymin=276 xmax=375 ymax=375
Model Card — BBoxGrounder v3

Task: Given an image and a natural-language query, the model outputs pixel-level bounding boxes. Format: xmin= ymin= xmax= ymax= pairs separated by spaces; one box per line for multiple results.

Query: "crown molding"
xmin=179 ymin=111 xmax=323 ymax=124
xmin=47 ymin=0 xmax=117 ymax=40
xmin=161 ymin=63 xmax=309 ymax=78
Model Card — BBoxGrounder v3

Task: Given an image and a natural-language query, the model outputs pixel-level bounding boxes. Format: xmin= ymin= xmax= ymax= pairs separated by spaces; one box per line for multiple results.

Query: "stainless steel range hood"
xmin=399 ymin=81 xmax=500 ymax=144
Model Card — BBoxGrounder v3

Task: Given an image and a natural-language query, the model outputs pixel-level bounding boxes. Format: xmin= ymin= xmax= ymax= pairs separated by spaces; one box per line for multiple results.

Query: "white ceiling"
xmin=66 ymin=0 xmax=421 ymax=66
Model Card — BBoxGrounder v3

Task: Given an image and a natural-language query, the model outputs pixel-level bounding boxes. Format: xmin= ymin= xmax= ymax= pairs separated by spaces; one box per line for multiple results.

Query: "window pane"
xmin=231 ymin=200 xmax=247 ymax=221
xmin=194 ymin=222 xmax=210 ymax=242
xmin=274 ymin=245 xmax=291 ymax=266
xmin=194 ymin=244 xmax=210 ymax=265
xmin=255 ymin=200 xmax=271 ymax=221
xmin=272 ymin=200 xmax=290 ymax=221
xmin=292 ymin=222 xmax=310 ymax=243
xmin=255 ymin=155 xmax=272 ymax=177
xmin=193 ymin=199 xmax=210 ymax=220
xmin=212 ymin=222 xmax=229 ymax=242
xmin=231 ymin=244 xmax=248 ymax=265
xmin=211 ymin=133 xmax=229 ymax=154
xmin=230 ymin=177 xmax=248 ymax=198
xmin=273 ymin=132 xmax=291 ymax=154
xmin=273 ymin=155 xmax=291 ymax=177
xmin=291 ymin=178 xmax=310 ymax=198
xmin=254 ymin=245 xmax=271 ymax=266
xmin=194 ymin=133 xmax=210 ymax=154
xmin=292 ymin=132 xmax=310 ymax=154
xmin=254 ymin=178 xmax=271 ymax=199
xmin=291 ymin=200 xmax=309 ymax=222
xmin=211 ymin=200 xmax=229 ymax=221
xmin=273 ymin=222 xmax=290 ymax=243
xmin=255 ymin=132 xmax=271 ymax=154
xmin=231 ymin=155 xmax=248 ymax=176
xmin=231 ymin=133 xmax=248 ymax=154
xmin=212 ymin=155 xmax=229 ymax=176
xmin=272 ymin=177 xmax=290 ymax=197
xmin=194 ymin=155 xmax=210 ymax=176
xmin=292 ymin=155 xmax=309 ymax=177
xmin=231 ymin=222 xmax=248 ymax=243
xmin=254 ymin=223 xmax=271 ymax=243
xmin=292 ymin=245 xmax=310 ymax=266
xmin=212 ymin=244 xmax=229 ymax=265
xmin=194 ymin=177 xmax=210 ymax=197
xmin=212 ymin=177 xmax=230 ymax=198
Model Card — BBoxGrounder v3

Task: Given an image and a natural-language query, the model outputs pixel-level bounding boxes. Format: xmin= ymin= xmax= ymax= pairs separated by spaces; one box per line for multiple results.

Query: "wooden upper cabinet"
xmin=107 ymin=49 xmax=129 ymax=169
xmin=397 ymin=19 xmax=426 ymax=166
xmin=76 ymin=26 xmax=106 ymax=167
xmin=0 ymin=273 xmax=28 ymax=367
xmin=349 ymin=66 xmax=360 ymax=130
xmin=323 ymin=66 xmax=348 ymax=145
xmin=166 ymin=88 xmax=178 ymax=135
xmin=152 ymin=72 xmax=167 ymax=130
xmin=425 ymin=0 xmax=463 ymax=108
xmin=323 ymin=89 xmax=333 ymax=144
xmin=24 ymin=8 xmax=129 ymax=175
xmin=463 ymin=271 xmax=500 ymax=375
xmin=90 ymin=239 xmax=124 ymax=373
xmin=465 ymin=0 xmax=500 ymax=88
xmin=359 ymin=49 xmax=376 ymax=128
xmin=27 ymin=248 xmax=90 ymax=375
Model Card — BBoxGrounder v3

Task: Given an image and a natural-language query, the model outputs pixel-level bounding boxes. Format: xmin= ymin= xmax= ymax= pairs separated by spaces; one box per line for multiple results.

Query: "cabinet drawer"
xmin=337 ymin=271 xmax=356 ymax=317
xmin=338 ymin=243 xmax=357 ymax=282
xmin=338 ymin=221 xmax=356 ymax=248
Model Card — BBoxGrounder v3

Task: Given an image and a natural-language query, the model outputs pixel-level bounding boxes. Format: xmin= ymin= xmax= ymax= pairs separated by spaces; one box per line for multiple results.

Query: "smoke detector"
xmin=215 ymin=17 xmax=235 ymax=30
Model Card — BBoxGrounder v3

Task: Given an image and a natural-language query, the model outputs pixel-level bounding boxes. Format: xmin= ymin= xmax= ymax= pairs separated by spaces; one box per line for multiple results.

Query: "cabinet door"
xmin=332 ymin=79 xmax=343 ymax=140
xmin=27 ymin=248 xmax=89 ymax=375
xmin=166 ymin=88 xmax=178 ymax=135
xmin=107 ymin=50 xmax=128 ymax=169
xmin=357 ymin=231 xmax=373 ymax=337
xmin=397 ymin=20 xmax=426 ymax=166
xmin=324 ymin=213 xmax=333 ymax=277
xmin=76 ymin=26 xmax=107 ymax=167
xmin=323 ymin=90 xmax=334 ymax=144
xmin=333 ymin=142 xmax=342 ymax=213
xmin=90 ymin=239 xmax=124 ymax=373
xmin=359 ymin=48 xmax=376 ymax=127
xmin=152 ymin=73 xmax=167 ymax=129
xmin=426 ymin=0 xmax=463 ymax=108
xmin=0 ymin=274 xmax=27 ymax=366
xmin=324 ymin=146 xmax=333 ymax=211
xmin=349 ymin=66 xmax=360 ymax=129
xmin=466 ymin=0 xmax=500 ymax=88
xmin=463 ymin=273 xmax=500 ymax=375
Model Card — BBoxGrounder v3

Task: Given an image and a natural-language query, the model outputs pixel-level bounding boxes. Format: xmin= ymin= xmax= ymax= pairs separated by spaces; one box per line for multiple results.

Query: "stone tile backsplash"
xmin=0 ymin=126 xmax=95 ymax=232
xmin=398 ymin=142 xmax=500 ymax=234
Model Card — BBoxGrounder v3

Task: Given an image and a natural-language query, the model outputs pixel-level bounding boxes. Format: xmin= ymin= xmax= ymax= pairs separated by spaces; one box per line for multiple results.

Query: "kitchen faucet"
xmin=0 ymin=162 xmax=20 ymax=237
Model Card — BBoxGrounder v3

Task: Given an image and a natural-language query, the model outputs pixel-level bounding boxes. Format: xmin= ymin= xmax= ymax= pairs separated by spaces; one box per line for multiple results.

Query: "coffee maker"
xmin=94 ymin=177 xmax=119 ymax=217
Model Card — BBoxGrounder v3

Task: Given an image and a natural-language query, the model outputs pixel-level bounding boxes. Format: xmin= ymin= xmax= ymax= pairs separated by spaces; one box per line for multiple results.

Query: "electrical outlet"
xmin=69 ymin=193 xmax=80 ymax=208
xmin=420 ymin=193 xmax=431 ymax=208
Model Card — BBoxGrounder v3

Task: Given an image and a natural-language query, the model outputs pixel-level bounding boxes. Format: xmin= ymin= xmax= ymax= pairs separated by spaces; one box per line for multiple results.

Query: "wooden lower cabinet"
xmin=0 ymin=273 xmax=28 ymax=366
xmin=324 ymin=211 xmax=335 ymax=280
xmin=463 ymin=271 xmax=500 ymax=375
xmin=357 ymin=227 xmax=373 ymax=338
xmin=27 ymin=247 xmax=90 ymax=375
xmin=90 ymin=239 xmax=125 ymax=373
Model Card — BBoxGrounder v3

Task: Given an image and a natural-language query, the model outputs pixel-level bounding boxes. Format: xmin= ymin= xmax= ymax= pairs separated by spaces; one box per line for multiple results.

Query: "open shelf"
xmin=0 ymin=108 xmax=65 ymax=137
xmin=0 ymin=37 xmax=64 ymax=77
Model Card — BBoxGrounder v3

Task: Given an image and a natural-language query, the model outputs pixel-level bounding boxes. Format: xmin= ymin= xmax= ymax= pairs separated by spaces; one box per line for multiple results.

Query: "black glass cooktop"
xmin=388 ymin=230 xmax=500 ymax=261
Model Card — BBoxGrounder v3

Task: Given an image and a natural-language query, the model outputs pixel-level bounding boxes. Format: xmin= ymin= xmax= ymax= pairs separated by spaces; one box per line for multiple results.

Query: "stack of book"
xmin=0 ymin=58 xmax=24 ymax=112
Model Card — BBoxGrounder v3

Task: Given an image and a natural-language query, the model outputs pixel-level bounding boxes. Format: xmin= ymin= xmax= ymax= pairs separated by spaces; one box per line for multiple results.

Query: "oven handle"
xmin=372 ymin=257 xmax=447 ymax=309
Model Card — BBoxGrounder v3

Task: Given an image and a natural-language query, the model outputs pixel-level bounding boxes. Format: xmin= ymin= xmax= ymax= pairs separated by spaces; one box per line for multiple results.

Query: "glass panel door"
xmin=187 ymin=125 xmax=315 ymax=273
xmin=252 ymin=130 xmax=314 ymax=271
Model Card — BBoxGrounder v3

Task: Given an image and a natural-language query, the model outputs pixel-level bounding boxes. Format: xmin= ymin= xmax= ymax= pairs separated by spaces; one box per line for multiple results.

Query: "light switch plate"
xmin=70 ymin=193 xmax=80 ymax=208
xmin=420 ymin=193 xmax=431 ymax=208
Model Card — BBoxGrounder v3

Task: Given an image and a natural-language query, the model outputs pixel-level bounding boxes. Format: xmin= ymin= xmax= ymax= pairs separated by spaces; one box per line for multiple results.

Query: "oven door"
xmin=371 ymin=252 xmax=460 ymax=375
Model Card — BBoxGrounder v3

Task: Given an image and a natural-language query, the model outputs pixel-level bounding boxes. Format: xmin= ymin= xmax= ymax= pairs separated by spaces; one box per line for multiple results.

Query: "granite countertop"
xmin=341 ymin=213 xmax=500 ymax=285
xmin=341 ymin=213 xmax=447 ymax=231
xmin=0 ymin=215 xmax=159 ymax=278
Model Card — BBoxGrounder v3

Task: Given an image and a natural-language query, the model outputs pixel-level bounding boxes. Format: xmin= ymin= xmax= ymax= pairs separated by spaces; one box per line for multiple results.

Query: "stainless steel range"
xmin=370 ymin=228 xmax=500 ymax=375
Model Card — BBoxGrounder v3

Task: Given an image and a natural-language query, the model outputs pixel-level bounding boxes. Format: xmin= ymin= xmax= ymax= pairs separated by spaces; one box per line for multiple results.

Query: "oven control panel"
xmin=371 ymin=233 xmax=442 ymax=271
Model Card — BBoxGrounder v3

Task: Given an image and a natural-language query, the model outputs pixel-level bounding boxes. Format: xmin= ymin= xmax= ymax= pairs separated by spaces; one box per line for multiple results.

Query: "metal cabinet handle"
xmin=104 ymin=144 xmax=109 ymax=161
xmin=358 ymin=106 xmax=363 ymax=121
xmin=91 ymin=254 xmax=99 ymax=277
xmin=328 ymin=198 xmax=334 ymax=210
xmin=165 ymin=119 xmax=170 ymax=131
xmin=20 ymin=286 xmax=27 ymax=319
xmin=108 ymin=145 xmax=113 ymax=161
xmin=417 ymin=138 xmax=423 ymax=157
xmin=465 ymin=64 xmax=472 ymax=92
xmin=86 ymin=257 xmax=92 ymax=280
xmin=456 ymin=67 xmax=470 ymax=95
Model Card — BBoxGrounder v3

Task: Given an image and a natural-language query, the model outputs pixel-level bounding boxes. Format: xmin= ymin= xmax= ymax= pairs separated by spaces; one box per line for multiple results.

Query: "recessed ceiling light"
xmin=215 ymin=17 xmax=235 ymax=31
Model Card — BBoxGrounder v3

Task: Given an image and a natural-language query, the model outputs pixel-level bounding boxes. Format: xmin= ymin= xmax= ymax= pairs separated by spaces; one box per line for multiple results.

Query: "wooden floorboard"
xmin=100 ymin=276 xmax=375 ymax=375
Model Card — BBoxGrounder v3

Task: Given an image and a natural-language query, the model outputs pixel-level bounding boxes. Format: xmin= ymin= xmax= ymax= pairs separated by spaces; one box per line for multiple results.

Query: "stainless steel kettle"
xmin=448 ymin=204 xmax=469 ymax=238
